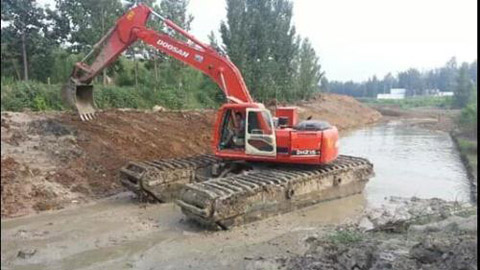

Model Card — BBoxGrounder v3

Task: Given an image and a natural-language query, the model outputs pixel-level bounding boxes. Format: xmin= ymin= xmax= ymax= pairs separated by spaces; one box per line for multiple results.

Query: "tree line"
xmin=1 ymin=0 xmax=324 ymax=111
xmin=327 ymin=57 xmax=477 ymax=108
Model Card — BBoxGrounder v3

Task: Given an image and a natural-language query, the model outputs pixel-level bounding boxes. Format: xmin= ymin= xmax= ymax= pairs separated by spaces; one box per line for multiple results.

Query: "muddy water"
xmin=1 ymin=194 xmax=366 ymax=270
xmin=1 ymin=120 xmax=471 ymax=270
xmin=340 ymin=120 xmax=472 ymax=206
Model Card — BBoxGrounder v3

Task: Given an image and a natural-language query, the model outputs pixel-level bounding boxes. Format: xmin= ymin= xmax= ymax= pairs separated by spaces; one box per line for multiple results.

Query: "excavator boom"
xmin=63 ymin=3 xmax=253 ymax=120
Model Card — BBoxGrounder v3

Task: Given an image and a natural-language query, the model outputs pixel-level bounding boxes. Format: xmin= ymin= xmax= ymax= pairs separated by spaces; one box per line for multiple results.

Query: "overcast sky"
xmin=39 ymin=0 xmax=477 ymax=82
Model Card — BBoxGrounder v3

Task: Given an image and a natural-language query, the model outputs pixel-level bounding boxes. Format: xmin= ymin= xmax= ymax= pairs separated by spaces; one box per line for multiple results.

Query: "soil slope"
xmin=296 ymin=94 xmax=381 ymax=131
xmin=1 ymin=93 xmax=381 ymax=217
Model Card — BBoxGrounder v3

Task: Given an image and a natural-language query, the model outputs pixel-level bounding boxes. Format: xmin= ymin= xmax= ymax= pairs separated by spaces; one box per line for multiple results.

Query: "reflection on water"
xmin=340 ymin=120 xmax=471 ymax=207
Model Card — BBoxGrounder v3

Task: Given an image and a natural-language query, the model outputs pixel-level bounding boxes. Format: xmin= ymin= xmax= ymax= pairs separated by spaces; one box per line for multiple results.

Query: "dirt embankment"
xmin=371 ymin=104 xmax=461 ymax=133
xmin=1 ymin=110 xmax=214 ymax=217
xmin=254 ymin=197 xmax=477 ymax=270
xmin=295 ymin=94 xmax=382 ymax=131
xmin=1 ymin=93 xmax=381 ymax=218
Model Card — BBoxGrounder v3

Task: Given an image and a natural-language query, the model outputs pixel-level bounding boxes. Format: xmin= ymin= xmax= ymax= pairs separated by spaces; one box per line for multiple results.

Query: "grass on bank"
xmin=358 ymin=96 xmax=453 ymax=109
xmin=458 ymin=137 xmax=478 ymax=176
xmin=326 ymin=230 xmax=363 ymax=244
xmin=0 ymin=79 xmax=221 ymax=112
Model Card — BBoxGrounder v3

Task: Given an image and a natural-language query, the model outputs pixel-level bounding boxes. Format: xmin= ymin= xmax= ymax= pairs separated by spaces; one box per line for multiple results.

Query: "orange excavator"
xmin=63 ymin=3 xmax=373 ymax=229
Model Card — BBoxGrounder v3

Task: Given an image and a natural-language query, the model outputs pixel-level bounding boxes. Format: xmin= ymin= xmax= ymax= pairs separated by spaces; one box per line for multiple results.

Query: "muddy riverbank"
xmin=370 ymin=104 xmax=460 ymax=132
xmin=1 ymin=195 xmax=475 ymax=270
xmin=451 ymin=132 xmax=478 ymax=202
xmin=278 ymin=197 xmax=477 ymax=270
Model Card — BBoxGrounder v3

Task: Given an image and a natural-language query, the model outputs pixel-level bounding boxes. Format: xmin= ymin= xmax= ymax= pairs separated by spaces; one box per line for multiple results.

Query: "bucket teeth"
xmin=80 ymin=112 xmax=96 ymax=121
xmin=62 ymin=77 xmax=96 ymax=120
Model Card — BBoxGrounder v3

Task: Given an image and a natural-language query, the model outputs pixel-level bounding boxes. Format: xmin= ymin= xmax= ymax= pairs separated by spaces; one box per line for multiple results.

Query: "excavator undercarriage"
xmin=120 ymin=154 xmax=221 ymax=202
xmin=120 ymin=154 xmax=374 ymax=229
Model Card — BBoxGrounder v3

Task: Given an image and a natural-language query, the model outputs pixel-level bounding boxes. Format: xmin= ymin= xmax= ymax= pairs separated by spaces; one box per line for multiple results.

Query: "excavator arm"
xmin=63 ymin=3 xmax=253 ymax=120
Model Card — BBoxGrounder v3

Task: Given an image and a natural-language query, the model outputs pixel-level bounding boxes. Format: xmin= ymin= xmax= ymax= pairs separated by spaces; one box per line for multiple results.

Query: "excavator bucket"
xmin=62 ymin=78 xmax=96 ymax=121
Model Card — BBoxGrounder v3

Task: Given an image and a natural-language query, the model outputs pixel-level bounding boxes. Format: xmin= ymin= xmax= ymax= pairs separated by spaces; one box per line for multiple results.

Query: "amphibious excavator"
xmin=62 ymin=3 xmax=374 ymax=229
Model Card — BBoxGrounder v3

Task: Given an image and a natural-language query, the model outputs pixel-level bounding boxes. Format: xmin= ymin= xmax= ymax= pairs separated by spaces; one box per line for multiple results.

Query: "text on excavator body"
xmin=156 ymin=39 xmax=190 ymax=58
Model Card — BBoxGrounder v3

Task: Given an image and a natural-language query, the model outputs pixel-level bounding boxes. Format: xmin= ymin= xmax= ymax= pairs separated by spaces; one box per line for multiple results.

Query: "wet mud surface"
xmin=278 ymin=197 xmax=477 ymax=270
xmin=1 ymin=193 xmax=368 ymax=270
xmin=1 ymin=195 xmax=475 ymax=270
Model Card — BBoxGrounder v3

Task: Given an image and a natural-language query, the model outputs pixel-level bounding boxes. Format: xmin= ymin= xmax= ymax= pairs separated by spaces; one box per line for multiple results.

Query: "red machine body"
xmin=212 ymin=103 xmax=338 ymax=165
xmin=68 ymin=4 xmax=339 ymax=165
xmin=275 ymin=107 xmax=299 ymax=127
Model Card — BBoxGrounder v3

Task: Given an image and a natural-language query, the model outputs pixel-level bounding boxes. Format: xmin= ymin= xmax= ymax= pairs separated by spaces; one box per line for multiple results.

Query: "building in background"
xmin=437 ymin=91 xmax=454 ymax=97
xmin=424 ymin=89 xmax=441 ymax=96
xmin=423 ymin=89 xmax=454 ymax=97
xmin=377 ymin=88 xmax=406 ymax=99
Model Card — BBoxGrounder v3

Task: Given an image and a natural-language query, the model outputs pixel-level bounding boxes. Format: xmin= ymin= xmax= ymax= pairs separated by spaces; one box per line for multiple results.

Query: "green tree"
xmin=268 ymin=0 xmax=299 ymax=101
xmin=1 ymin=0 xmax=47 ymax=81
xmin=398 ymin=68 xmax=423 ymax=96
xmin=327 ymin=58 xmax=476 ymax=100
xmin=365 ymin=75 xmax=380 ymax=98
xmin=454 ymin=63 xmax=474 ymax=108
xmin=296 ymin=38 xmax=323 ymax=99
xmin=1 ymin=26 xmax=22 ymax=80
xmin=382 ymin=72 xmax=396 ymax=93
xmin=220 ymin=0 xmax=306 ymax=102
xmin=220 ymin=0 xmax=249 ymax=78
xmin=52 ymin=0 xmax=123 ymax=84
xmin=157 ymin=0 xmax=194 ymax=74
xmin=469 ymin=60 xmax=477 ymax=84
xmin=160 ymin=0 xmax=193 ymax=32
xmin=53 ymin=0 xmax=123 ymax=52
xmin=320 ymin=77 xmax=329 ymax=92
xmin=438 ymin=57 xmax=458 ymax=92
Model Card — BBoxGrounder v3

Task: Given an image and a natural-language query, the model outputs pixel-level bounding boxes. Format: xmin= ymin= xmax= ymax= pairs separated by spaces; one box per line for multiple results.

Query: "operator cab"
xmin=217 ymin=104 xmax=276 ymax=157
xmin=215 ymin=104 xmax=339 ymax=164
xmin=218 ymin=109 xmax=246 ymax=150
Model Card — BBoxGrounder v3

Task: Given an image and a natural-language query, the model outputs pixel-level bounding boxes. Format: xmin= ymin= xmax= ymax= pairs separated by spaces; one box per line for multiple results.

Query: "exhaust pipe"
xmin=62 ymin=78 xmax=96 ymax=121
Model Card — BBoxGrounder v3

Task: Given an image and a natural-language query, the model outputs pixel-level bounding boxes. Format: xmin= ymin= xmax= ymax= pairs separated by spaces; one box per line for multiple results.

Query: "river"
xmin=340 ymin=120 xmax=471 ymax=206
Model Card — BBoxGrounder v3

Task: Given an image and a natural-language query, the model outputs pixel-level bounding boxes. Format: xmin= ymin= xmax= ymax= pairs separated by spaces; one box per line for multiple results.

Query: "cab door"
xmin=245 ymin=108 xmax=277 ymax=157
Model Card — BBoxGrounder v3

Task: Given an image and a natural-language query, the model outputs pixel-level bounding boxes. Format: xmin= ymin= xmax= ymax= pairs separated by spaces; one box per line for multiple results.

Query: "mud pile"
xmin=285 ymin=230 xmax=476 ymax=270
xmin=1 ymin=110 xmax=214 ymax=217
xmin=281 ymin=197 xmax=477 ymax=270
xmin=1 ymin=94 xmax=381 ymax=217
xmin=296 ymin=94 xmax=382 ymax=131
